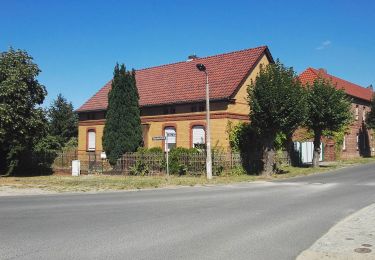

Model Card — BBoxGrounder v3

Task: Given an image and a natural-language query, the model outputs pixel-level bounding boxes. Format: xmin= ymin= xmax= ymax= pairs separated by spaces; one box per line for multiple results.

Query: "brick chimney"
xmin=318 ymin=68 xmax=327 ymax=74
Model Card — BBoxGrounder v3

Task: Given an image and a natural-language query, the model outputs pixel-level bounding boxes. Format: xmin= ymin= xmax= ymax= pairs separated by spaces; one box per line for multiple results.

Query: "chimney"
xmin=318 ymin=68 xmax=327 ymax=74
xmin=187 ymin=54 xmax=198 ymax=62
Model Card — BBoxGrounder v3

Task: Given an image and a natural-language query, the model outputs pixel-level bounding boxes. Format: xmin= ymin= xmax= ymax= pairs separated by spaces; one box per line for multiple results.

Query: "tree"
xmin=248 ymin=61 xmax=307 ymax=176
xmin=366 ymin=93 xmax=375 ymax=130
xmin=305 ymin=78 xmax=352 ymax=167
xmin=48 ymin=93 xmax=78 ymax=145
xmin=0 ymin=48 xmax=47 ymax=175
xmin=102 ymin=64 xmax=142 ymax=165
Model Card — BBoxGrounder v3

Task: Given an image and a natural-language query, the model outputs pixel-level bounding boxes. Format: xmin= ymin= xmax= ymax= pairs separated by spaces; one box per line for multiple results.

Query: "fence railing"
xmin=52 ymin=150 xmax=244 ymax=176
xmin=51 ymin=149 xmax=290 ymax=176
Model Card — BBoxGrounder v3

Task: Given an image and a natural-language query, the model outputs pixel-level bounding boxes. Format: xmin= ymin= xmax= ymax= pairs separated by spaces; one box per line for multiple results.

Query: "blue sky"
xmin=1 ymin=0 xmax=374 ymax=109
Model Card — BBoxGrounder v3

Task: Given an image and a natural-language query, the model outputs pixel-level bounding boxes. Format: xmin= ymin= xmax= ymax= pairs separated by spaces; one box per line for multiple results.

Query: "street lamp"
xmin=196 ymin=63 xmax=212 ymax=180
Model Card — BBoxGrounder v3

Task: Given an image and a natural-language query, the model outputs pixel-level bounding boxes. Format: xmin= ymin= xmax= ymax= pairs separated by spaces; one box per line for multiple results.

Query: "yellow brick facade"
xmin=78 ymin=53 xmax=270 ymax=152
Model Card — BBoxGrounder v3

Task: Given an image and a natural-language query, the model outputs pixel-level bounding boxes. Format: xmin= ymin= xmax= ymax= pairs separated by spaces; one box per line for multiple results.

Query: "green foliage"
xmin=323 ymin=125 xmax=350 ymax=159
xmin=227 ymin=121 xmax=263 ymax=174
xmin=103 ymin=64 xmax=142 ymax=165
xmin=168 ymin=147 xmax=200 ymax=175
xmin=305 ymin=78 xmax=352 ymax=133
xmin=34 ymin=135 xmax=62 ymax=153
xmin=62 ymin=137 xmax=78 ymax=151
xmin=0 ymin=48 xmax=48 ymax=175
xmin=366 ymin=93 xmax=375 ymax=130
xmin=246 ymin=61 xmax=306 ymax=175
xmin=128 ymin=147 xmax=164 ymax=176
xmin=305 ymin=77 xmax=352 ymax=166
xmin=274 ymin=132 xmax=287 ymax=151
xmin=48 ymin=94 xmax=78 ymax=145
xmin=248 ymin=60 xmax=307 ymax=137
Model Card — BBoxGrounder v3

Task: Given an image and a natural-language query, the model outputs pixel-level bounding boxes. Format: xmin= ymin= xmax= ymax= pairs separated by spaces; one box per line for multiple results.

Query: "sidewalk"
xmin=297 ymin=204 xmax=375 ymax=259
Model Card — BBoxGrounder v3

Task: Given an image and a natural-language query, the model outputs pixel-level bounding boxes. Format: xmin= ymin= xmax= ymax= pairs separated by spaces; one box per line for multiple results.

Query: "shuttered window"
xmin=88 ymin=130 xmax=96 ymax=151
xmin=192 ymin=126 xmax=205 ymax=148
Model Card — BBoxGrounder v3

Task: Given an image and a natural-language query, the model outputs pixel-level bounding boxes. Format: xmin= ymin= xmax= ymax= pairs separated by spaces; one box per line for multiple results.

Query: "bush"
xmin=168 ymin=147 xmax=200 ymax=175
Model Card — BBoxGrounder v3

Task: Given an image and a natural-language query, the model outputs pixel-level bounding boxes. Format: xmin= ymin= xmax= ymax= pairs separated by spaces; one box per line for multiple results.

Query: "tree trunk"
xmin=261 ymin=136 xmax=276 ymax=177
xmin=312 ymin=130 xmax=321 ymax=168
xmin=285 ymin=133 xmax=293 ymax=166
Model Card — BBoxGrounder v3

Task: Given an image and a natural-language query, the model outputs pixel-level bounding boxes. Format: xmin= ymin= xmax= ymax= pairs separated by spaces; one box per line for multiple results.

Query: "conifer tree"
xmin=48 ymin=94 xmax=78 ymax=145
xmin=103 ymin=64 xmax=142 ymax=165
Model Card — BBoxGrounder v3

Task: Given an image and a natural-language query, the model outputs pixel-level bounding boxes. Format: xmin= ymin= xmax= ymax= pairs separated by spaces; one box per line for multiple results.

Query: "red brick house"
xmin=298 ymin=68 xmax=374 ymax=160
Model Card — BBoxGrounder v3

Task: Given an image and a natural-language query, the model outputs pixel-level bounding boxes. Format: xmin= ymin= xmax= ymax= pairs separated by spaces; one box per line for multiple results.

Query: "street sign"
xmin=152 ymin=136 xmax=166 ymax=141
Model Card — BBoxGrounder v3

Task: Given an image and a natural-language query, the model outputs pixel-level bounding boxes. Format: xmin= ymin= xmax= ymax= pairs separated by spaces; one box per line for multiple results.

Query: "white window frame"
xmin=342 ymin=135 xmax=346 ymax=151
xmin=355 ymin=105 xmax=359 ymax=120
xmin=87 ymin=130 xmax=96 ymax=151
xmin=363 ymin=106 xmax=366 ymax=121
xmin=192 ymin=125 xmax=206 ymax=148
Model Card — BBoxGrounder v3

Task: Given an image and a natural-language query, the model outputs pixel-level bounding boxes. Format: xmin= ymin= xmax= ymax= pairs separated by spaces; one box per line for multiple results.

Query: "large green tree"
xmin=366 ymin=93 xmax=375 ymax=130
xmin=305 ymin=78 xmax=352 ymax=167
xmin=48 ymin=93 xmax=78 ymax=145
xmin=0 ymin=48 xmax=47 ymax=175
xmin=248 ymin=61 xmax=307 ymax=176
xmin=103 ymin=64 xmax=142 ymax=165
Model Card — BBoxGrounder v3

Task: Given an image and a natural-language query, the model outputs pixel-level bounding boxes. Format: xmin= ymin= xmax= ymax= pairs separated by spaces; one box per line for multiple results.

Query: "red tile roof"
xmin=77 ymin=46 xmax=272 ymax=112
xmin=299 ymin=68 xmax=373 ymax=102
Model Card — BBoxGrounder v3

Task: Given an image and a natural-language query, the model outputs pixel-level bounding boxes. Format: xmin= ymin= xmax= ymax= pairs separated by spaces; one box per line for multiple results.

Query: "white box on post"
xmin=72 ymin=160 xmax=80 ymax=176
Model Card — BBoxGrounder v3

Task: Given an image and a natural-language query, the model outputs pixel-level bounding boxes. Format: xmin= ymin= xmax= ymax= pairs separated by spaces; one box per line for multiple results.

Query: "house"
xmin=77 ymin=46 xmax=274 ymax=154
xmin=297 ymin=68 xmax=374 ymax=160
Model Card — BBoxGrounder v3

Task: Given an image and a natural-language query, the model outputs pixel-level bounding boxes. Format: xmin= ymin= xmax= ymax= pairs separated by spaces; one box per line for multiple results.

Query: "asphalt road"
xmin=1 ymin=163 xmax=375 ymax=260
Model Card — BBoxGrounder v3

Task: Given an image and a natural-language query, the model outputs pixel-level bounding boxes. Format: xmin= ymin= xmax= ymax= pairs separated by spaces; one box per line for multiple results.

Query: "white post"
xmin=205 ymin=73 xmax=213 ymax=180
xmin=165 ymin=134 xmax=169 ymax=176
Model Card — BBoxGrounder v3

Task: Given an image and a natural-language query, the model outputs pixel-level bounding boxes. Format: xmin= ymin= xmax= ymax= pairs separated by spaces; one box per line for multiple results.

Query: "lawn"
xmin=1 ymin=157 xmax=374 ymax=193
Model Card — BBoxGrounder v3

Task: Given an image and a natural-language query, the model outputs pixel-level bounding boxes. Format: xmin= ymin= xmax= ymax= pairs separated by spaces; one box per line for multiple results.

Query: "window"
xmin=355 ymin=105 xmax=359 ymax=120
xmin=87 ymin=113 xmax=96 ymax=120
xmin=164 ymin=127 xmax=176 ymax=152
xmin=356 ymin=133 xmax=359 ymax=151
xmin=342 ymin=135 xmax=346 ymax=151
xmin=192 ymin=126 xmax=205 ymax=148
xmin=191 ymin=106 xmax=197 ymax=112
xmin=198 ymin=104 xmax=205 ymax=112
xmin=163 ymin=107 xmax=176 ymax=114
xmin=87 ymin=129 xmax=96 ymax=151
xmin=363 ymin=106 xmax=366 ymax=121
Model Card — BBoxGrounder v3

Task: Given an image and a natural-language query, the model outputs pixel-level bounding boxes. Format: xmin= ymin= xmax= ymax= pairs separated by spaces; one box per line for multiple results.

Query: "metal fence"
xmin=51 ymin=149 xmax=290 ymax=176
xmin=52 ymin=150 xmax=244 ymax=176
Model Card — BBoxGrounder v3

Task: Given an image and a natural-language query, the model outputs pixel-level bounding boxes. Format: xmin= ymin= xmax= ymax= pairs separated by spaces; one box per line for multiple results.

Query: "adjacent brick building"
xmin=77 ymin=46 xmax=274 ymax=153
xmin=298 ymin=68 xmax=374 ymax=160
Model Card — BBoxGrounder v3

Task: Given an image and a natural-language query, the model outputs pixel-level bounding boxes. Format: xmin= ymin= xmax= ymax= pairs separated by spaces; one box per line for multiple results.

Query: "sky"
xmin=1 ymin=0 xmax=375 ymax=109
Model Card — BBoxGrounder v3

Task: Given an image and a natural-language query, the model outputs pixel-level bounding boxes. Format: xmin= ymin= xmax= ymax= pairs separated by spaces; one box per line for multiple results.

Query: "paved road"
xmin=1 ymin=163 xmax=375 ymax=260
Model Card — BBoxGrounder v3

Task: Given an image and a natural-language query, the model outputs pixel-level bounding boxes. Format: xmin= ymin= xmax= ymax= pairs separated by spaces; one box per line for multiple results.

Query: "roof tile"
xmin=299 ymin=68 xmax=373 ymax=101
xmin=77 ymin=46 xmax=270 ymax=112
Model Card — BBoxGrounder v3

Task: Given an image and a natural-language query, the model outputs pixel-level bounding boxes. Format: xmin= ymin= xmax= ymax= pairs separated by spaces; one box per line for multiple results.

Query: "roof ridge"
xmin=311 ymin=67 xmax=368 ymax=90
xmin=136 ymin=45 xmax=268 ymax=72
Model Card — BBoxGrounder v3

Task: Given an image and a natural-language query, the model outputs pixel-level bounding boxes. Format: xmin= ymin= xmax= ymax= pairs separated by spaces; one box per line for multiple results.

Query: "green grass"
xmin=1 ymin=157 xmax=374 ymax=193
